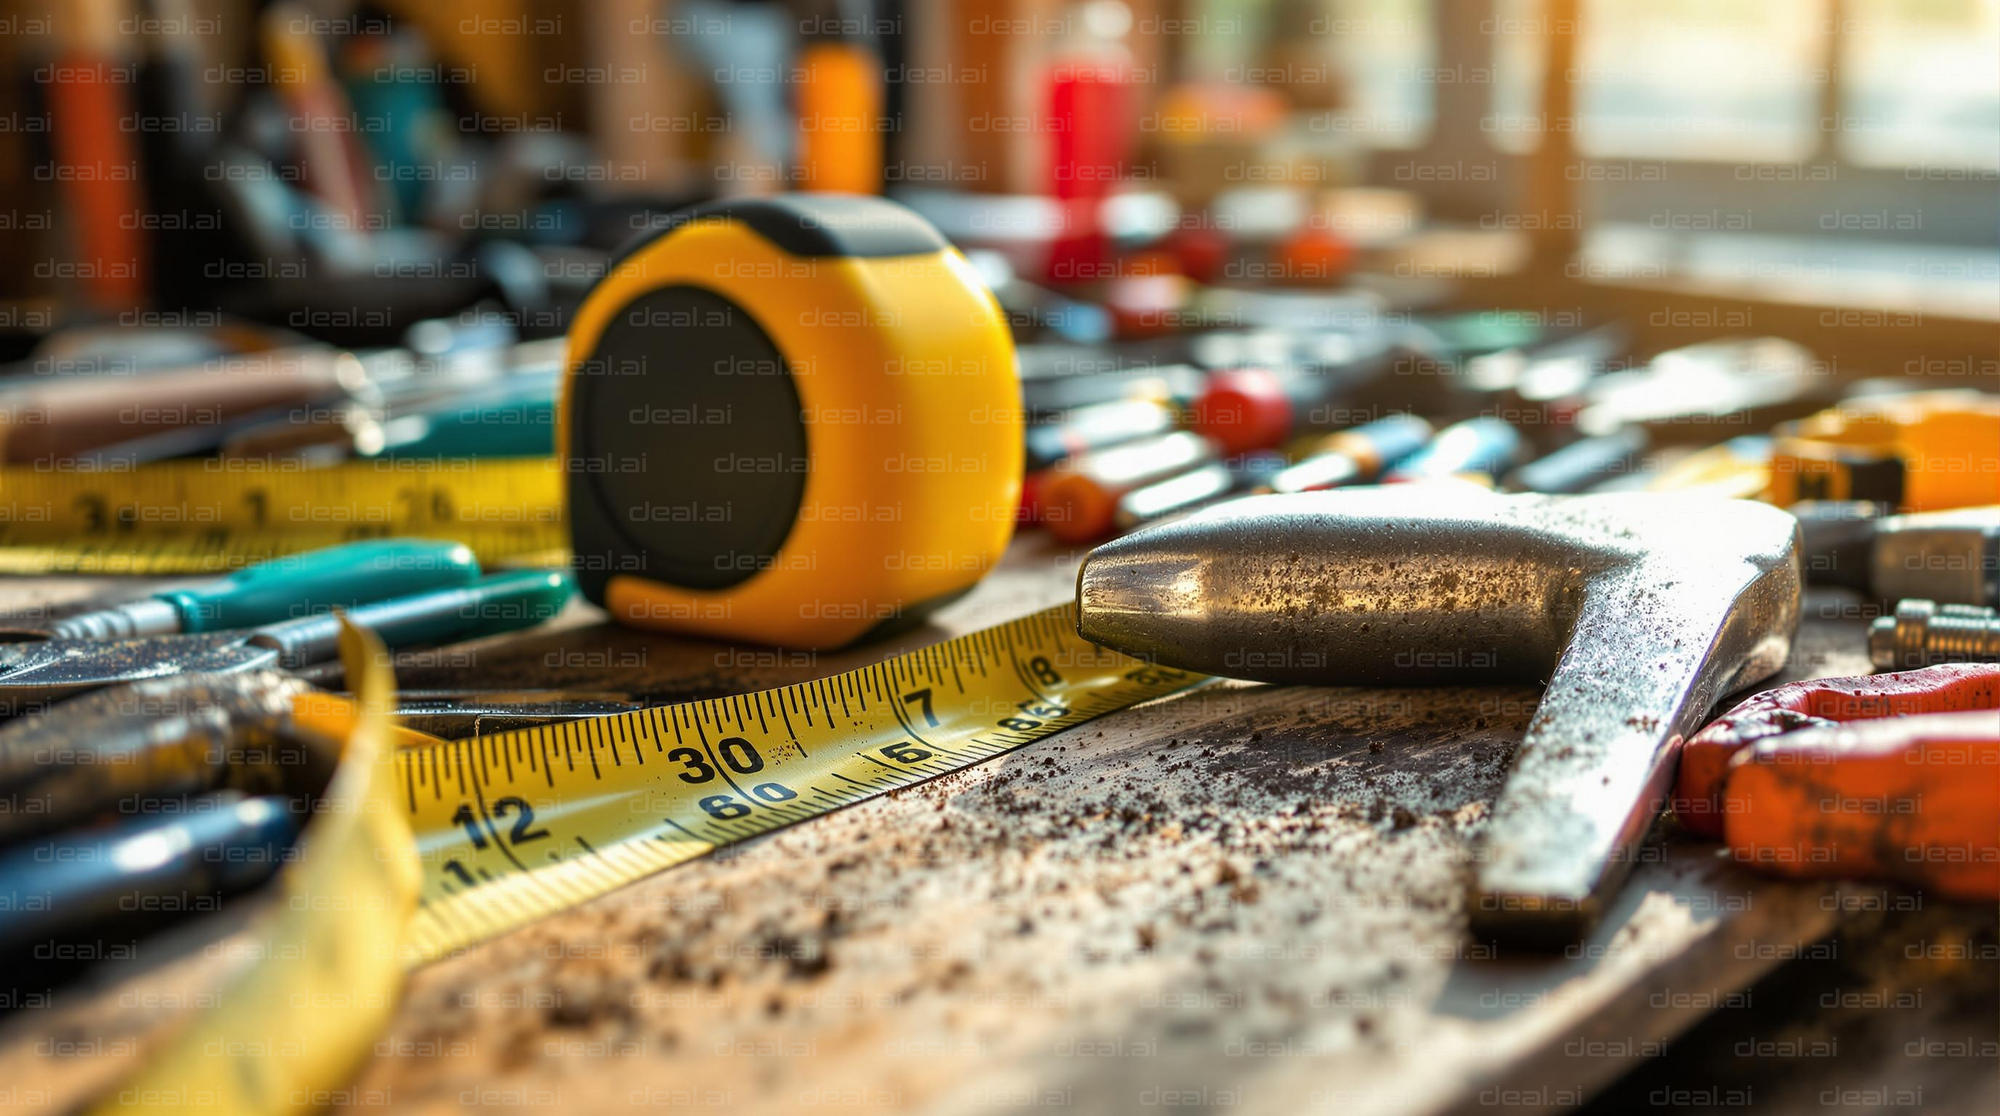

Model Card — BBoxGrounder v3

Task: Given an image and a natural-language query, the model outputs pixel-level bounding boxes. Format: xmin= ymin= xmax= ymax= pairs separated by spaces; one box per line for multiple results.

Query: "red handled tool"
xmin=1675 ymin=664 xmax=2000 ymax=899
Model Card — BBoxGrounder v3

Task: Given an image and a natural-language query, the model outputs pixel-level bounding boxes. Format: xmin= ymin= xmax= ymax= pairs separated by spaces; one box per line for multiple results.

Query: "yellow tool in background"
xmin=1766 ymin=389 xmax=2000 ymax=511
xmin=1643 ymin=435 xmax=1774 ymax=501
xmin=561 ymin=195 xmax=1022 ymax=648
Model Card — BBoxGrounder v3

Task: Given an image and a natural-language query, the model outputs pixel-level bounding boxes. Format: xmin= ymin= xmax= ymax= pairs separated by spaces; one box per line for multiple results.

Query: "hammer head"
xmin=1077 ymin=489 xmax=1801 ymax=943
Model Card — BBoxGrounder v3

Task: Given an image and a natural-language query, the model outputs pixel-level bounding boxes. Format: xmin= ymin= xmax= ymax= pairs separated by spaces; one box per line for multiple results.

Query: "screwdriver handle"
xmin=1381 ymin=417 xmax=1524 ymax=483
xmin=0 ymin=792 xmax=300 ymax=955
xmin=251 ymin=570 xmax=575 ymax=669
xmin=168 ymin=539 xmax=482 ymax=633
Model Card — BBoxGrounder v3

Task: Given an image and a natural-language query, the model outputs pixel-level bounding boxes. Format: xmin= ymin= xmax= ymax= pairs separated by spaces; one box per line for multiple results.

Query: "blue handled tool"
xmin=0 ymin=792 xmax=300 ymax=956
xmin=1380 ymin=416 xmax=1525 ymax=484
xmin=47 ymin=539 xmax=481 ymax=639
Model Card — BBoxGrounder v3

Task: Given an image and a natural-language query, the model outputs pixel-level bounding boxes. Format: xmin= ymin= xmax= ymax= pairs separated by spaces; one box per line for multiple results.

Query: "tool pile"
xmin=6 ymin=0 xmax=1996 ymax=1106
xmin=0 ymin=189 xmax=1994 ymax=1108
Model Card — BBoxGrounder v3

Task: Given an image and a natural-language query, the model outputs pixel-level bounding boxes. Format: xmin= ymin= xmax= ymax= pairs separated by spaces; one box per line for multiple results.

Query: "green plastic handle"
xmin=165 ymin=540 xmax=482 ymax=633
xmin=252 ymin=570 xmax=576 ymax=669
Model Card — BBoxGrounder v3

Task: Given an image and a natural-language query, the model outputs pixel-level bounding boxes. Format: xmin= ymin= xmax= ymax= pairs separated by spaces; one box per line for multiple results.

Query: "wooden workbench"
xmin=1 ymin=534 xmax=1993 ymax=1114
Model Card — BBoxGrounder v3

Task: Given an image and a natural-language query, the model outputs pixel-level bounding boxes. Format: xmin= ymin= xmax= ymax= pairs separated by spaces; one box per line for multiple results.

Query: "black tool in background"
xmin=0 ymin=791 xmax=300 ymax=959
xmin=1795 ymin=503 xmax=2000 ymax=608
xmin=1505 ymin=426 xmax=1649 ymax=494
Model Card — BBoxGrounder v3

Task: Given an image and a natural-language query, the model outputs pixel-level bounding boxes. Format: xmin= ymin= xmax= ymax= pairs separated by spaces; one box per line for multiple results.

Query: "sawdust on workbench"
xmin=333 ymin=563 xmax=1876 ymax=1115
xmin=348 ymin=678 xmax=1521 ymax=1114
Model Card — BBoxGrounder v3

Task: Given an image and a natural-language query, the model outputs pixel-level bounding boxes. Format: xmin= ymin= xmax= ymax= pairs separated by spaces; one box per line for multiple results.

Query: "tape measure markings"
xmin=0 ymin=458 xmax=566 ymax=572
xmin=393 ymin=603 xmax=1203 ymax=962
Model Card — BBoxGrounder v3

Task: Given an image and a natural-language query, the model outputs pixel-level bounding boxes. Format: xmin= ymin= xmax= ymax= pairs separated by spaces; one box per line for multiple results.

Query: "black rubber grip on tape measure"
xmin=568 ymin=285 xmax=808 ymax=595
xmin=606 ymin=194 xmax=950 ymax=271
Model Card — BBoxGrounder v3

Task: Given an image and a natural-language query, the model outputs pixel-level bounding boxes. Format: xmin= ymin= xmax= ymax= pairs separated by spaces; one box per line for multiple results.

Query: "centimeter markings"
xmin=396 ymin=604 xmax=1202 ymax=964
xmin=0 ymin=457 xmax=566 ymax=571
xmin=0 ymin=457 xmax=564 ymax=528
xmin=0 ymin=527 xmax=571 ymax=573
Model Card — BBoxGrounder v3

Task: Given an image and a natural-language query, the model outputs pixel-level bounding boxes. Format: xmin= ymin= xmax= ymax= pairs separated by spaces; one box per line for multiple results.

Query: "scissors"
xmin=0 ymin=569 xmax=574 ymax=718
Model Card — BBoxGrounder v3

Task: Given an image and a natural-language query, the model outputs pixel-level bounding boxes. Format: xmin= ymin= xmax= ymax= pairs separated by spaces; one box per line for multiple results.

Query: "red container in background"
xmin=1044 ymin=2 xmax=1136 ymax=287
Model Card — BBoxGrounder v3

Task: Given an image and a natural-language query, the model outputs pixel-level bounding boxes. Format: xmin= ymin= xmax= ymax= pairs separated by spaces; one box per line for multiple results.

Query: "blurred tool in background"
xmin=1267 ymin=413 xmax=1432 ymax=493
xmin=968 ymin=250 xmax=1116 ymax=344
xmin=338 ymin=14 xmax=457 ymax=222
xmin=1380 ymin=416 xmax=1522 ymax=485
xmin=42 ymin=0 xmax=149 ymax=311
xmin=1186 ymin=324 xmax=1404 ymax=455
xmin=0 ymin=317 xmax=558 ymax=466
xmin=1573 ymin=338 xmax=1830 ymax=444
xmin=1794 ymin=504 xmax=2000 ymax=609
xmin=1505 ymin=426 xmax=1648 ymax=494
xmin=1458 ymin=322 xmax=1629 ymax=441
xmin=795 ymin=0 xmax=884 ymax=193
xmin=1768 ymin=390 xmax=2000 ymax=511
xmin=1041 ymin=430 xmax=1219 ymax=544
xmin=1113 ymin=450 xmax=1288 ymax=530
xmin=0 ymin=792 xmax=300 ymax=956
xmin=1018 ymin=349 xmax=1207 ymax=416
xmin=262 ymin=1 xmax=378 ymax=227
xmin=1023 ymin=397 xmax=1180 ymax=475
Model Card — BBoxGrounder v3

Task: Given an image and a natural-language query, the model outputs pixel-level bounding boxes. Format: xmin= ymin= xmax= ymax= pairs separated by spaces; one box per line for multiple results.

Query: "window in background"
xmin=1188 ymin=0 xmax=1436 ymax=148
xmin=1321 ymin=0 xmax=1436 ymax=148
xmin=1488 ymin=0 xmax=1547 ymax=153
xmin=1183 ymin=0 xmax=1267 ymax=86
xmin=1838 ymin=0 xmax=2000 ymax=170
xmin=1574 ymin=0 xmax=1826 ymax=162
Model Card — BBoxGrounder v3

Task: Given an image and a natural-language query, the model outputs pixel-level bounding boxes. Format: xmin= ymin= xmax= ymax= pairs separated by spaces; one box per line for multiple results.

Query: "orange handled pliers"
xmin=1674 ymin=663 xmax=2000 ymax=898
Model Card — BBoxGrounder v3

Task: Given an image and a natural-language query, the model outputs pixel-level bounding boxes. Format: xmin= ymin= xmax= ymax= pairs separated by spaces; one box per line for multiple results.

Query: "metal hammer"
xmin=1076 ymin=488 xmax=1801 ymax=944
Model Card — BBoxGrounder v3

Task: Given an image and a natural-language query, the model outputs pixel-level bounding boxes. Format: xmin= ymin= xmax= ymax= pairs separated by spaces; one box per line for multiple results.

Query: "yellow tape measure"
xmin=0 ymin=457 xmax=566 ymax=572
xmin=94 ymin=604 xmax=1202 ymax=1111
xmin=560 ymin=194 xmax=1022 ymax=648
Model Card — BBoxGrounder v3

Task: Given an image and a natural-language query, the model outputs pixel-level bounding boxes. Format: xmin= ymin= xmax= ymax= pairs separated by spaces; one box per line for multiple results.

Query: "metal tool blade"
xmin=1076 ymin=488 xmax=1800 ymax=943
xmin=0 ymin=633 xmax=276 ymax=717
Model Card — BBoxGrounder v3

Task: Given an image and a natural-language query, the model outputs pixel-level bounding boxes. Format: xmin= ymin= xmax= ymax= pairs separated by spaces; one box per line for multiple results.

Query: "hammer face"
xmin=1076 ymin=488 xmax=1802 ymax=944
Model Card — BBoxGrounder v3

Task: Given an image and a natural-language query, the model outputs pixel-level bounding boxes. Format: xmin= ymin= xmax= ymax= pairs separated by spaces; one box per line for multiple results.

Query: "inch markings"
xmin=396 ymin=603 xmax=1203 ymax=963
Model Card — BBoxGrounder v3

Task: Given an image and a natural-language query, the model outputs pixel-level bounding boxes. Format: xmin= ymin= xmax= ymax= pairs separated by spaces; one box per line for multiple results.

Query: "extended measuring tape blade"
xmin=0 ymin=458 xmax=566 ymax=573
xmin=398 ymin=603 xmax=1203 ymax=961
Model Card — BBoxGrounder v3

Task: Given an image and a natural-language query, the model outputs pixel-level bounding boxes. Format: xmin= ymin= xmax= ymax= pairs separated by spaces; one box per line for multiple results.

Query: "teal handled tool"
xmin=369 ymin=371 xmax=557 ymax=458
xmin=44 ymin=539 xmax=482 ymax=640
xmin=0 ymin=569 xmax=574 ymax=716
